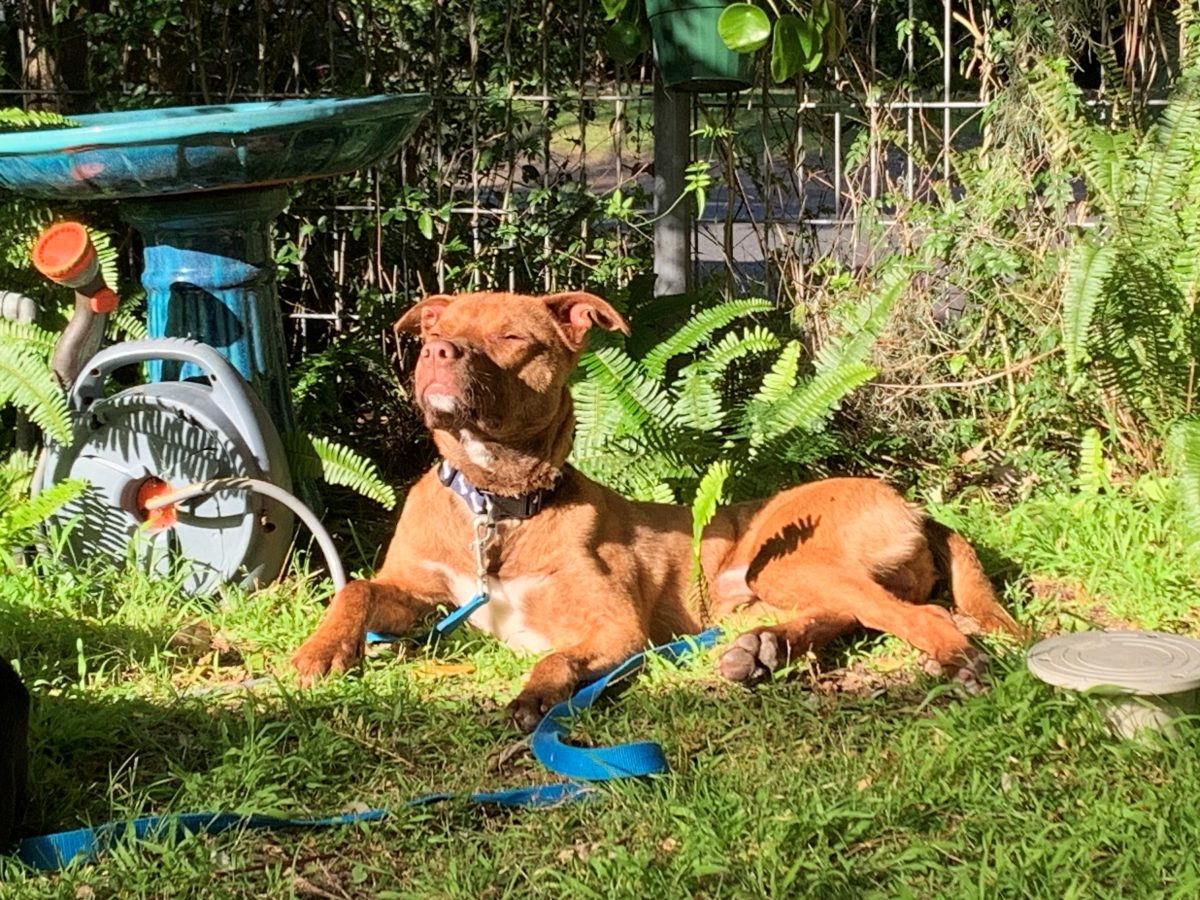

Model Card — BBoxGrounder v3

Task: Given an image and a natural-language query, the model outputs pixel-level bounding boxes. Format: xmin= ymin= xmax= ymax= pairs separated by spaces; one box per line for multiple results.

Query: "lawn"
xmin=2 ymin=483 xmax=1200 ymax=898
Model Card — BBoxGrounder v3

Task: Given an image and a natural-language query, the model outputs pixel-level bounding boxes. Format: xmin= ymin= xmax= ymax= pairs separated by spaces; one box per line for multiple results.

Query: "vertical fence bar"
xmin=943 ymin=0 xmax=952 ymax=183
xmin=468 ymin=0 xmax=482 ymax=291
xmin=906 ymin=0 xmax=915 ymax=200
xmin=869 ymin=0 xmax=879 ymax=201
xmin=542 ymin=0 xmax=553 ymax=292
xmin=653 ymin=77 xmax=692 ymax=297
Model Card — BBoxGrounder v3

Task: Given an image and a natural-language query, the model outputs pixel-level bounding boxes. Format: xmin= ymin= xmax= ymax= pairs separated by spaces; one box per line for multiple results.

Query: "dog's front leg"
xmin=293 ymin=579 xmax=435 ymax=686
xmin=509 ymin=635 xmax=646 ymax=733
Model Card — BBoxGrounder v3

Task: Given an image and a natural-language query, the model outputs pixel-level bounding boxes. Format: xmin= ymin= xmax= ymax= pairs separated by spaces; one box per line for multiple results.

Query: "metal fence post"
xmin=653 ymin=76 xmax=692 ymax=297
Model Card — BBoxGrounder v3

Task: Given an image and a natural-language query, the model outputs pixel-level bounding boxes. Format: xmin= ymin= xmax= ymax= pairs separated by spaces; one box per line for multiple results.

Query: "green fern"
xmin=571 ymin=282 xmax=891 ymax=503
xmin=87 ymin=226 xmax=121 ymax=294
xmin=690 ymin=459 xmax=731 ymax=579
xmin=745 ymin=363 xmax=877 ymax=450
xmin=284 ymin=433 xmax=397 ymax=510
xmin=1034 ymin=57 xmax=1200 ymax=431
xmin=1075 ymin=427 xmax=1114 ymax=494
xmin=0 ymin=109 xmax=77 ymax=131
xmin=107 ymin=306 xmax=149 ymax=342
xmin=0 ymin=318 xmax=56 ymax=357
xmin=0 ymin=336 xmax=71 ymax=443
xmin=1168 ymin=418 xmax=1200 ymax=538
xmin=814 ymin=260 xmax=911 ymax=374
xmin=576 ymin=346 xmax=679 ymax=442
xmin=1061 ymin=241 xmax=1117 ymax=375
xmin=752 ymin=341 xmax=802 ymax=403
xmin=0 ymin=478 xmax=86 ymax=538
xmin=641 ymin=298 xmax=772 ymax=378
xmin=0 ymin=450 xmax=85 ymax=562
xmin=697 ymin=326 xmax=782 ymax=374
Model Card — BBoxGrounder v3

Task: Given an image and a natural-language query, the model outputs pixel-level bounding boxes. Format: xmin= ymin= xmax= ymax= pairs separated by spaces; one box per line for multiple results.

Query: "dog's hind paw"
xmin=718 ymin=631 xmax=783 ymax=685
xmin=920 ymin=646 xmax=988 ymax=695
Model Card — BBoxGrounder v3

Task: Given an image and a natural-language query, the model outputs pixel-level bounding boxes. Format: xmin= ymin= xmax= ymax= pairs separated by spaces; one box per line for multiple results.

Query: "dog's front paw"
xmin=292 ymin=630 xmax=364 ymax=687
xmin=920 ymin=645 xmax=988 ymax=694
xmin=507 ymin=684 xmax=571 ymax=733
xmin=719 ymin=631 xmax=784 ymax=685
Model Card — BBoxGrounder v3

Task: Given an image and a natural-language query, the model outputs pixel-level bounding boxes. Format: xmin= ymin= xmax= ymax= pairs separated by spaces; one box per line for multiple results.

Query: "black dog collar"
xmin=437 ymin=460 xmax=558 ymax=520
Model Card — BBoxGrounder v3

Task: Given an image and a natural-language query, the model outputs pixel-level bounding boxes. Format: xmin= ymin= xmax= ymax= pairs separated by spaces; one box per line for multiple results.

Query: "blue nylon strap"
xmin=530 ymin=628 xmax=724 ymax=781
xmin=15 ymin=782 xmax=593 ymax=871
xmin=365 ymin=593 xmax=488 ymax=645
xmin=12 ymin=625 xmax=723 ymax=872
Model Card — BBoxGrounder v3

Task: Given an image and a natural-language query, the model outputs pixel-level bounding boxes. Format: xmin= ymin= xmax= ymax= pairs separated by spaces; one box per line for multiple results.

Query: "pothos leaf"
xmin=718 ymin=3 xmax=771 ymax=53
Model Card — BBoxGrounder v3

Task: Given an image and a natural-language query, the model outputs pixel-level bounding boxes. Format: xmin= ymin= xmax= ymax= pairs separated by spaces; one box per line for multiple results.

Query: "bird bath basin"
xmin=0 ymin=94 xmax=430 ymax=431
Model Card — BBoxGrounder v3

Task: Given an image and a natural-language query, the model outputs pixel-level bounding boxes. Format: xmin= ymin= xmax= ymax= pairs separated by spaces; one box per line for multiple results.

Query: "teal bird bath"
xmin=0 ymin=95 xmax=429 ymax=593
xmin=0 ymin=94 xmax=430 ymax=432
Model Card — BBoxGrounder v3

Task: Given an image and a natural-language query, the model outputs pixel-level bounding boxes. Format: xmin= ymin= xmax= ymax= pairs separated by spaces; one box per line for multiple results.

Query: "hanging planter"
xmin=717 ymin=0 xmax=847 ymax=83
xmin=643 ymin=0 xmax=755 ymax=92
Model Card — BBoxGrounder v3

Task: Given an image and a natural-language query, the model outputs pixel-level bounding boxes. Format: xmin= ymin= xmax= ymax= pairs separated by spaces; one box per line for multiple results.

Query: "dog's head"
xmin=395 ymin=291 xmax=629 ymax=466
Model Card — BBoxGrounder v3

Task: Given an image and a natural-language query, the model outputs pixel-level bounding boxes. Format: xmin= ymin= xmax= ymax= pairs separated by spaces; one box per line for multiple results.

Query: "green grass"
xmin=3 ymin=485 xmax=1200 ymax=897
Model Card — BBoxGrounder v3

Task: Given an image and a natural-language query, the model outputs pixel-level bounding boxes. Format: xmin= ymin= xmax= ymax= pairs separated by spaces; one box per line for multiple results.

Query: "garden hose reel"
xmin=37 ymin=338 xmax=297 ymax=595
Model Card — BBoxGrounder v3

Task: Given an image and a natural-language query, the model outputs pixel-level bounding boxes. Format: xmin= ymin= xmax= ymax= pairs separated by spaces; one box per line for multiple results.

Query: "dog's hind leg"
xmin=293 ymin=579 xmax=437 ymax=686
xmin=923 ymin=521 xmax=1023 ymax=636
xmin=720 ymin=562 xmax=985 ymax=689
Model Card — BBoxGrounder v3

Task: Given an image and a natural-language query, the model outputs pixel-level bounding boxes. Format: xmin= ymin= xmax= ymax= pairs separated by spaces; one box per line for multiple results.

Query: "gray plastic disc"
xmin=1027 ymin=631 xmax=1200 ymax=696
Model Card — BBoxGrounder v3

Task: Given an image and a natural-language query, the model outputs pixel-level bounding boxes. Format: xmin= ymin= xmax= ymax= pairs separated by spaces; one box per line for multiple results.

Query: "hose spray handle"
xmin=31 ymin=222 xmax=118 ymax=314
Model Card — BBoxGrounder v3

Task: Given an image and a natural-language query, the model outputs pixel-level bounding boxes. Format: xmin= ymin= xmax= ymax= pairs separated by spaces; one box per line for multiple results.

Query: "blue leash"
xmin=15 ymin=783 xmax=591 ymax=872
xmin=13 ymin=597 xmax=723 ymax=871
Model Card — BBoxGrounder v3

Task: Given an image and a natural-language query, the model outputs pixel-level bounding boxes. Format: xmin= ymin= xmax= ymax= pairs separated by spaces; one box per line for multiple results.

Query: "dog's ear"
xmin=541 ymin=291 xmax=630 ymax=350
xmin=394 ymin=294 xmax=454 ymax=338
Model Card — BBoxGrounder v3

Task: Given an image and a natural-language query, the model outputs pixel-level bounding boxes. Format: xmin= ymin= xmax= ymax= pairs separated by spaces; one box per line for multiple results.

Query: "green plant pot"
xmin=645 ymin=0 xmax=754 ymax=92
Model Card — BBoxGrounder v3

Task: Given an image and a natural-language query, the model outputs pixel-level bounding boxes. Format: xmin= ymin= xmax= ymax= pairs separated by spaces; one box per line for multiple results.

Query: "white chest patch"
xmin=458 ymin=430 xmax=494 ymax=468
xmin=421 ymin=561 xmax=552 ymax=654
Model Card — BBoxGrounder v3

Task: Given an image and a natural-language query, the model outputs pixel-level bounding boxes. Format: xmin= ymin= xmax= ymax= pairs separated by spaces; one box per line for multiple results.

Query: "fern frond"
xmin=814 ymin=262 xmax=910 ymax=373
xmin=0 ymin=478 xmax=86 ymax=538
xmin=0 ymin=108 xmax=77 ymax=130
xmin=1061 ymin=240 xmax=1117 ymax=374
xmin=86 ymin=226 xmax=121 ymax=293
xmin=577 ymin=346 xmax=679 ymax=433
xmin=1091 ymin=255 xmax=1190 ymax=424
xmin=1169 ymin=418 xmax=1200 ymax=538
xmin=1075 ymin=427 xmax=1113 ymax=493
xmin=697 ymin=326 xmax=782 ymax=376
xmin=284 ymin=433 xmax=397 ymax=509
xmin=1140 ymin=78 xmax=1200 ymax=223
xmin=747 ymin=362 xmax=877 ymax=449
xmin=641 ymin=298 xmax=772 ymax=378
xmin=0 ymin=451 xmax=38 ymax=506
xmin=107 ymin=306 xmax=149 ymax=341
xmin=0 ymin=318 xmax=57 ymax=357
xmin=0 ymin=343 xmax=72 ymax=443
xmin=752 ymin=341 xmax=802 ymax=403
xmin=672 ymin=369 xmax=724 ymax=431
xmin=1095 ymin=44 xmax=1133 ymax=127
xmin=691 ymin=459 xmax=730 ymax=547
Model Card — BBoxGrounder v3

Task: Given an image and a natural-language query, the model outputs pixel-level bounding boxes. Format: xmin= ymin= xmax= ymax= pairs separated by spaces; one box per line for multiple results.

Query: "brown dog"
xmin=293 ymin=291 xmax=1021 ymax=730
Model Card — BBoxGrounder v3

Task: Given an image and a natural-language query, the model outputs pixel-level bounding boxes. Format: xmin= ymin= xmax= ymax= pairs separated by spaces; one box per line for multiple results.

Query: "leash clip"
xmin=472 ymin=503 xmax=498 ymax=597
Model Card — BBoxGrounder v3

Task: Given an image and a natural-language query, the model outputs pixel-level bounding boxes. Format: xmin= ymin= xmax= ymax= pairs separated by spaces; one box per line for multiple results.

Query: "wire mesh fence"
xmin=0 ymin=0 xmax=1184 ymax=344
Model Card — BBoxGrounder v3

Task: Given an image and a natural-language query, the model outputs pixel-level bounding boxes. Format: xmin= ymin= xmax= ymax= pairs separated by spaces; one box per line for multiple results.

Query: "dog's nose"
xmin=422 ymin=339 xmax=462 ymax=362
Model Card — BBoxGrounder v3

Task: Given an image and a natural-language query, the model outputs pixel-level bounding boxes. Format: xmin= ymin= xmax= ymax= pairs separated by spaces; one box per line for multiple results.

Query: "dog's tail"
xmin=924 ymin=520 xmax=1022 ymax=636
